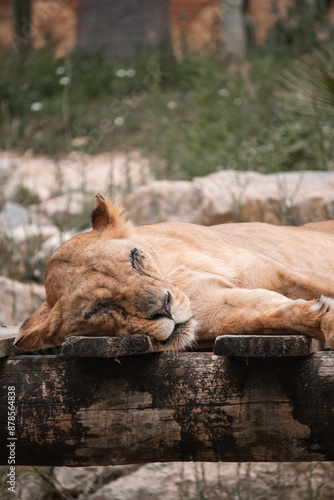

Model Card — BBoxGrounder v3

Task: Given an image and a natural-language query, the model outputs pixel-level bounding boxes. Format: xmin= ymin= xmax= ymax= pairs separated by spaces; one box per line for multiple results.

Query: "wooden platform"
xmin=213 ymin=334 xmax=327 ymax=357
xmin=1 ymin=327 xmax=327 ymax=359
xmin=0 ymin=327 xmax=21 ymax=357
xmin=0 ymin=328 xmax=332 ymax=466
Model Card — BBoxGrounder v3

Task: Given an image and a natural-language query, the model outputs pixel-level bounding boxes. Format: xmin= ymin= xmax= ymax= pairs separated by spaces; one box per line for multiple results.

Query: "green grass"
xmin=1 ymin=11 xmax=334 ymax=180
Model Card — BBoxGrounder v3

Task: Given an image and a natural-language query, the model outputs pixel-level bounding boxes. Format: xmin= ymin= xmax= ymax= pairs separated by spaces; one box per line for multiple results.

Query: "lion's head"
xmin=14 ymin=194 xmax=196 ymax=352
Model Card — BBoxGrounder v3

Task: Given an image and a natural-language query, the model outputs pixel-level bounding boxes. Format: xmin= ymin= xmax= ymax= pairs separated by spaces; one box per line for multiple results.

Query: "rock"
xmin=11 ymin=223 xmax=60 ymax=243
xmin=38 ymin=192 xmax=87 ymax=226
xmin=90 ymin=462 xmax=334 ymax=500
xmin=0 ymin=201 xmax=63 ymax=245
xmin=0 ymin=150 xmax=151 ymax=203
xmin=0 ymin=276 xmax=45 ymax=326
xmin=39 ymin=192 xmax=85 ymax=218
xmin=14 ymin=468 xmax=53 ymax=500
xmin=126 ymin=170 xmax=334 ymax=226
xmin=53 ymin=465 xmax=140 ymax=496
xmin=125 ymin=180 xmax=195 ymax=223
xmin=0 ymin=157 xmax=20 ymax=202
xmin=0 ymin=466 xmax=58 ymax=500
xmin=0 ymin=200 xmax=57 ymax=232
xmin=0 ymin=201 xmax=30 ymax=229
xmin=54 ymin=467 xmax=109 ymax=496
xmin=41 ymin=229 xmax=77 ymax=253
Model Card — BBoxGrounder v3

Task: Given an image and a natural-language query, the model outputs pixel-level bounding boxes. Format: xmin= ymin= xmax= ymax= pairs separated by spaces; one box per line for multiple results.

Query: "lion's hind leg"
xmin=191 ymin=285 xmax=334 ymax=348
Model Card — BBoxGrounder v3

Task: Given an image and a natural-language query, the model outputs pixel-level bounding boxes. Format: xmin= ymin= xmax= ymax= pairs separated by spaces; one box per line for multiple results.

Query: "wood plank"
xmin=0 ymin=326 xmax=19 ymax=358
xmin=1 ymin=330 xmax=327 ymax=359
xmin=213 ymin=334 xmax=327 ymax=357
xmin=1 ymin=351 xmax=334 ymax=466
xmin=61 ymin=334 xmax=164 ymax=357
xmin=61 ymin=335 xmax=216 ymax=357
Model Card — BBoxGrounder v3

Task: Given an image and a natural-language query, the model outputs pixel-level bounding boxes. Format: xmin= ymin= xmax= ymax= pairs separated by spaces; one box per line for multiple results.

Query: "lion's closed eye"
xmin=84 ymin=299 xmax=126 ymax=320
xmin=129 ymin=248 xmax=145 ymax=273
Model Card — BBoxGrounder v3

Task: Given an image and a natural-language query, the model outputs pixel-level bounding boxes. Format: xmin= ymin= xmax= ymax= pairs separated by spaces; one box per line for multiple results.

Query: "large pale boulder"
xmin=0 ymin=201 xmax=30 ymax=228
xmin=90 ymin=462 xmax=334 ymax=500
xmin=125 ymin=180 xmax=196 ymax=223
xmin=7 ymin=462 xmax=334 ymax=499
xmin=0 ymin=201 xmax=60 ymax=243
xmin=53 ymin=465 xmax=140 ymax=496
xmin=0 ymin=276 xmax=45 ymax=326
xmin=39 ymin=192 xmax=86 ymax=220
xmin=126 ymin=170 xmax=334 ymax=226
xmin=0 ymin=150 xmax=151 ymax=202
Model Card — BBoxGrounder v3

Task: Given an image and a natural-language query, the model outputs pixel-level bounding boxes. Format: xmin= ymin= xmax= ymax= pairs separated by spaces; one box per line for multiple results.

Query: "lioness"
xmin=15 ymin=194 xmax=334 ymax=351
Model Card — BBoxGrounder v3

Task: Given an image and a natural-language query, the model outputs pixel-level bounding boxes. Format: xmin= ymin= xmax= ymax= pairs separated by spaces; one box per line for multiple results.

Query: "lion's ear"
xmin=14 ymin=301 xmax=62 ymax=351
xmin=91 ymin=193 xmax=132 ymax=237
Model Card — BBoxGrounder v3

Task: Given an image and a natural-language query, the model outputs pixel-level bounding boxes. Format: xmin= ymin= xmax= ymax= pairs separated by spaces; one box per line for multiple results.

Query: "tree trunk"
xmin=13 ymin=0 xmax=31 ymax=51
xmin=222 ymin=0 xmax=246 ymax=62
xmin=77 ymin=0 xmax=170 ymax=61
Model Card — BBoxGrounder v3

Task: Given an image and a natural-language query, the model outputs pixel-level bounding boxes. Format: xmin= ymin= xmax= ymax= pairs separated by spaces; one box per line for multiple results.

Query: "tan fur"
xmin=15 ymin=195 xmax=334 ymax=351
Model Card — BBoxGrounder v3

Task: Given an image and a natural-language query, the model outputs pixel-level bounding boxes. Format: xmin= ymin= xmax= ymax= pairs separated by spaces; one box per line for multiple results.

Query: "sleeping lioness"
xmin=14 ymin=194 xmax=334 ymax=351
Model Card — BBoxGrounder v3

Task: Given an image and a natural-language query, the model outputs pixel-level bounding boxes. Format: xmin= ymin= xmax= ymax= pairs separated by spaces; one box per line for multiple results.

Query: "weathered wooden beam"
xmin=61 ymin=334 xmax=163 ymax=357
xmin=1 ymin=351 xmax=334 ymax=466
xmin=0 ymin=327 xmax=19 ymax=358
xmin=3 ymin=330 xmax=325 ymax=359
xmin=0 ymin=332 xmax=214 ymax=359
xmin=214 ymin=334 xmax=327 ymax=357
xmin=61 ymin=335 xmax=215 ymax=357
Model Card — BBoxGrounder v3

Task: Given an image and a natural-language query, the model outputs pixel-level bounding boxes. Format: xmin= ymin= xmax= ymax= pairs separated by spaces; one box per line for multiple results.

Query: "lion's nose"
xmin=151 ymin=291 xmax=173 ymax=320
xmin=138 ymin=289 xmax=174 ymax=320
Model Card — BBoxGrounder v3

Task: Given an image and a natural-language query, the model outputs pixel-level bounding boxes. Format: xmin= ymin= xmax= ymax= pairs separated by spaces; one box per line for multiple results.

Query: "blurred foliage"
xmin=0 ymin=2 xmax=334 ymax=179
xmin=14 ymin=185 xmax=41 ymax=207
xmin=267 ymin=0 xmax=334 ymax=56
xmin=0 ymin=233 xmax=50 ymax=284
xmin=281 ymin=44 xmax=334 ymax=114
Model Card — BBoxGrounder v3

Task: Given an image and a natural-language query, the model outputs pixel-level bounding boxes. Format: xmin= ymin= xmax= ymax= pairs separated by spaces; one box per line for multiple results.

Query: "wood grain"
xmin=1 ymin=351 xmax=333 ymax=466
xmin=214 ymin=334 xmax=327 ymax=357
xmin=0 ymin=327 xmax=19 ymax=358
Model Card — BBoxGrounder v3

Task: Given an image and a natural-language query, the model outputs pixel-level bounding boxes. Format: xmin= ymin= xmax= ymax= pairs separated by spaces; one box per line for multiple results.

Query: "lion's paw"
xmin=311 ymin=295 xmax=334 ymax=314
xmin=313 ymin=295 xmax=334 ymax=349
